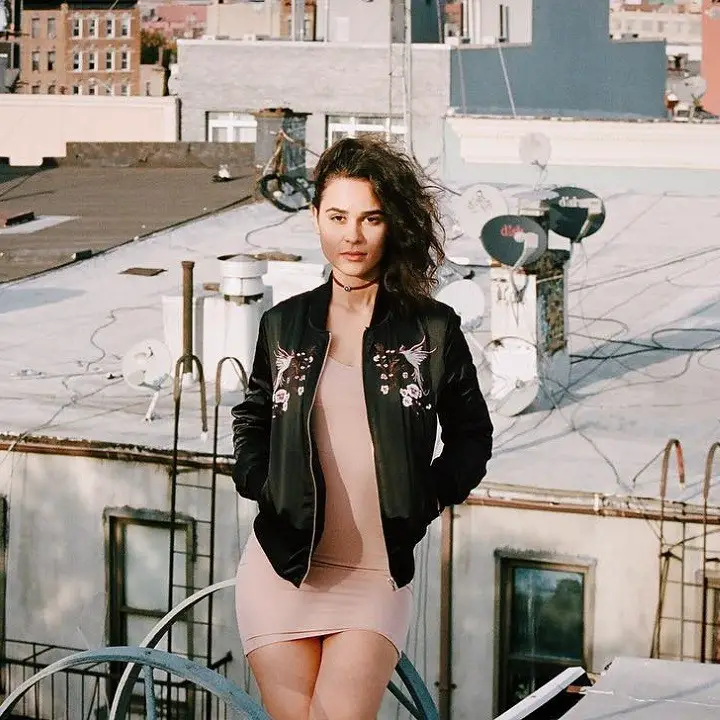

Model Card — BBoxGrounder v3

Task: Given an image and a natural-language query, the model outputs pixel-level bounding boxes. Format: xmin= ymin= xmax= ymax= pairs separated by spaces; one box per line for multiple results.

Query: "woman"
xmin=232 ymin=137 xmax=493 ymax=720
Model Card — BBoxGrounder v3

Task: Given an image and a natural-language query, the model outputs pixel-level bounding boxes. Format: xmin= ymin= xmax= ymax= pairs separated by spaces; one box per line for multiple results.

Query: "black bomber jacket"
xmin=231 ymin=277 xmax=493 ymax=589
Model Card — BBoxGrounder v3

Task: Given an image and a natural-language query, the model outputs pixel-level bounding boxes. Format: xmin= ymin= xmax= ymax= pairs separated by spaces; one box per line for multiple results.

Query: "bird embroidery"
xmin=273 ymin=346 xmax=294 ymax=395
xmin=398 ymin=336 xmax=435 ymax=395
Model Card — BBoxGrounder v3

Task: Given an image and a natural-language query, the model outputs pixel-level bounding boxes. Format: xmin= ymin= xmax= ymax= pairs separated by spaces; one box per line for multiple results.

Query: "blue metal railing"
xmin=0 ymin=579 xmax=439 ymax=720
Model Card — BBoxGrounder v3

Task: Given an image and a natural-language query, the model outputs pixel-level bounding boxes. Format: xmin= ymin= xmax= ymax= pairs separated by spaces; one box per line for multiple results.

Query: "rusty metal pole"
xmin=438 ymin=505 xmax=455 ymax=720
xmin=181 ymin=261 xmax=194 ymax=376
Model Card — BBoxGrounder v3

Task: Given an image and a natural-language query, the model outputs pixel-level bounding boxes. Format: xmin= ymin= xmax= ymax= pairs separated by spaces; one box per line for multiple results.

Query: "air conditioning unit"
xmin=242 ymin=33 xmax=258 ymax=41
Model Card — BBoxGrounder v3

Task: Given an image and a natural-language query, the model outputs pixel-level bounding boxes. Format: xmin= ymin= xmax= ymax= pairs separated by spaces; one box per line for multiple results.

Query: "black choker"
xmin=332 ymin=274 xmax=379 ymax=293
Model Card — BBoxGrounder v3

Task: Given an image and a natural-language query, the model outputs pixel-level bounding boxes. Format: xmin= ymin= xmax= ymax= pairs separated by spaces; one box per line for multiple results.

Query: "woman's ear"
xmin=311 ymin=205 xmax=320 ymax=234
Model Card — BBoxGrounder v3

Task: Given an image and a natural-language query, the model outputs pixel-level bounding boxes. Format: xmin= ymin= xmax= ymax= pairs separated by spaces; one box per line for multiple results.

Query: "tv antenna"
xmin=675 ymin=75 xmax=708 ymax=105
xmin=121 ymin=339 xmax=172 ymax=423
xmin=519 ymin=132 xmax=552 ymax=187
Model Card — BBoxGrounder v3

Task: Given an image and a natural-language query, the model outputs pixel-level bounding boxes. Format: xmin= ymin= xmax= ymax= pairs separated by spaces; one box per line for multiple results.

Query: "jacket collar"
xmin=307 ymin=275 xmax=393 ymax=332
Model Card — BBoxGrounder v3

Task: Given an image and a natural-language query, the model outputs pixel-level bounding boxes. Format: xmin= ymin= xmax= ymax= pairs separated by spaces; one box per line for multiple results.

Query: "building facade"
xmin=702 ymin=0 xmax=720 ymax=114
xmin=19 ymin=0 xmax=141 ymax=95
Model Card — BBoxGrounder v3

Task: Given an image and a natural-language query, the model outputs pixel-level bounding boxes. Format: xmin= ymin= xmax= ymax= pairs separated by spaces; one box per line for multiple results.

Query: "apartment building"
xmin=19 ymin=0 xmax=141 ymax=95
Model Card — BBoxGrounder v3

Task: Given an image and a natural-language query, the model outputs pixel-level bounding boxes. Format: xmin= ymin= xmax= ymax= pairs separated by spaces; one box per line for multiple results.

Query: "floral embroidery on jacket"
xmin=272 ymin=344 xmax=315 ymax=417
xmin=372 ymin=335 xmax=436 ymax=412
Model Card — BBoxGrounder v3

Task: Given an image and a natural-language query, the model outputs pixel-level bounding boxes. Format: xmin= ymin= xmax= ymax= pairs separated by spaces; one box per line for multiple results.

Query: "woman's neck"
xmin=330 ymin=272 xmax=380 ymax=312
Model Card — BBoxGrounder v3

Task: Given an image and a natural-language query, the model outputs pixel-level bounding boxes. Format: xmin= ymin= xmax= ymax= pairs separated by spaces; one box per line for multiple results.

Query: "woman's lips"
xmin=340 ymin=252 xmax=367 ymax=261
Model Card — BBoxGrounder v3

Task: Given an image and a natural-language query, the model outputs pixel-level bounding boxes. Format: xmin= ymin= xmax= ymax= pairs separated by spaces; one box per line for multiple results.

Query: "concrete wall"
xmin=0 ymin=448 xmax=439 ymax=720
xmin=443 ymin=115 xmax=720 ymax=194
xmin=450 ymin=0 xmax=667 ymax=119
xmin=2 ymin=447 xmax=717 ymax=719
xmin=451 ymin=502 xmax=719 ymax=718
xmin=0 ymin=95 xmax=179 ymax=166
xmin=177 ymin=39 xmax=451 ymax=167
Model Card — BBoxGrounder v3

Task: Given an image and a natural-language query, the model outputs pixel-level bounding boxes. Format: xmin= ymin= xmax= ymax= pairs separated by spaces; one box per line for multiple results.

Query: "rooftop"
xmin=0 ymin=164 xmax=254 ymax=282
xmin=0 ymin=181 xmax=719 ymax=506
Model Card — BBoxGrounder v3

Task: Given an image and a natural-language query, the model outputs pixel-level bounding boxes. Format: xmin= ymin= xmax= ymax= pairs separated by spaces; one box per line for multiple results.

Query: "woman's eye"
xmin=366 ymin=216 xmax=383 ymax=226
xmin=330 ymin=215 xmax=344 ymax=223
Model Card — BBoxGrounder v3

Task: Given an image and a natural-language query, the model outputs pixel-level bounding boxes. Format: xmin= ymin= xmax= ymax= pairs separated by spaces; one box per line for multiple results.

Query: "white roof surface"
xmin=1 ymin=191 xmax=719 ymax=503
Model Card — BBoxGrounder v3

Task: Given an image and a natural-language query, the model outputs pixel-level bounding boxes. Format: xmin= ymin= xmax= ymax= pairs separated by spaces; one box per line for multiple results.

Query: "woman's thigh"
xmin=310 ymin=630 xmax=399 ymax=720
xmin=247 ymin=637 xmax=323 ymax=720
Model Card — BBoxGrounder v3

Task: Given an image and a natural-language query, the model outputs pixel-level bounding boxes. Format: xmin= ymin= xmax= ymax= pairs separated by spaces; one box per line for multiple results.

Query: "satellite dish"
xmin=121 ymin=339 xmax=172 ymax=422
xmin=485 ymin=338 xmax=539 ymax=417
xmin=547 ymin=186 xmax=606 ymax=241
xmin=436 ymin=280 xmax=485 ymax=332
xmin=481 ymin=214 xmax=548 ymax=267
xmin=519 ymin=133 xmax=552 ymax=168
xmin=675 ymin=75 xmax=708 ymax=104
xmin=452 ymin=184 xmax=508 ymax=239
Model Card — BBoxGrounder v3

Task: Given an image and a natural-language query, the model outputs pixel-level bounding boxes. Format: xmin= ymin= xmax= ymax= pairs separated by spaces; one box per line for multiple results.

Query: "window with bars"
xmin=105 ymin=511 xmax=194 ymax=703
xmin=496 ymin=552 xmax=594 ymax=714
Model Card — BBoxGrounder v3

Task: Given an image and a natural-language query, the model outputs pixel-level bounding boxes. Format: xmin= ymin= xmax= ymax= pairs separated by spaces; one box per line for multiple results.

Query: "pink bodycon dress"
xmin=235 ymin=356 xmax=413 ymax=657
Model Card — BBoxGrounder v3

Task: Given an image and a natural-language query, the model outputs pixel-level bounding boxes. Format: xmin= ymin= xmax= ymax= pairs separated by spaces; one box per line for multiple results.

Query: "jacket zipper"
xmin=362 ymin=327 xmax=398 ymax=592
xmin=300 ymin=333 xmax=331 ymax=585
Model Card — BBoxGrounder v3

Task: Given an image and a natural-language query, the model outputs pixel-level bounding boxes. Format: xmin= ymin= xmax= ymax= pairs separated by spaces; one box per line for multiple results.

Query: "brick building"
xmin=19 ymin=0 xmax=141 ymax=95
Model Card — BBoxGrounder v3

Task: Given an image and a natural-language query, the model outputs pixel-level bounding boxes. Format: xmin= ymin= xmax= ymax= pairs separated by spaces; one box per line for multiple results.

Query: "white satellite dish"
xmin=674 ymin=75 xmax=708 ymax=104
xmin=121 ymin=339 xmax=172 ymax=422
xmin=485 ymin=338 xmax=539 ymax=417
xmin=452 ymin=184 xmax=508 ymax=239
xmin=436 ymin=279 xmax=485 ymax=332
xmin=519 ymin=132 xmax=552 ymax=169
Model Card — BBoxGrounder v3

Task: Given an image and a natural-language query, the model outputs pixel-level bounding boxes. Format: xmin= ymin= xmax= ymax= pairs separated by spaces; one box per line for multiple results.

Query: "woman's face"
xmin=312 ymin=176 xmax=388 ymax=284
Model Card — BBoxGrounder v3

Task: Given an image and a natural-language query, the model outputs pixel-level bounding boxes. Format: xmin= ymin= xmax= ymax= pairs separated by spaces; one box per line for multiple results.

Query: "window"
xmin=31 ymin=17 xmax=40 ymax=38
xmin=47 ymin=17 xmax=56 ymax=39
xmin=88 ymin=81 xmax=98 ymax=95
xmin=326 ymin=115 xmax=405 ymax=147
xmin=31 ymin=51 xmax=40 ymax=72
xmin=72 ymin=17 xmax=82 ymax=38
xmin=31 ymin=84 xmax=40 ymax=94
xmin=207 ymin=111 xmax=258 ymax=143
xmin=120 ymin=50 xmax=129 ymax=70
xmin=496 ymin=553 xmax=594 ymax=714
xmin=47 ymin=51 xmax=56 ymax=72
xmin=48 ymin=84 xmax=56 ymax=94
xmin=88 ymin=52 xmax=97 ymax=71
xmin=106 ymin=512 xmax=194 ymax=700
xmin=120 ymin=16 xmax=131 ymax=37
xmin=88 ymin=17 xmax=98 ymax=38
xmin=105 ymin=17 xmax=115 ymax=38
xmin=120 ymin=83 xmax=129 ymax=96
xmin=71 ymin=84 xmax=81 ymax=95
xmin=105 ymin=50 xmax=114 ymax=71
xmin=72 ymin=51 xmax=82 ymax=72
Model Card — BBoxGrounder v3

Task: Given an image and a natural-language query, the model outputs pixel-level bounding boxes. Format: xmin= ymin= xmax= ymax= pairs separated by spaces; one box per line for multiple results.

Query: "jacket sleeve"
xmin=230 ymin=314 xmax=273 ymax=501
xmin=430 ymin=310 xmax=493 ymax=508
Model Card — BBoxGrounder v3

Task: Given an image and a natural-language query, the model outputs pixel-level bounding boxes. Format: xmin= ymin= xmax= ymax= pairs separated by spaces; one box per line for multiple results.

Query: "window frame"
xmin=104 ymin=509 xmax=195 ymax=704
xmin=31 ymin=51 xmax=40 ymax=72
xmin=206 ymin=111 xmax=258 ymax=143
xmin=105 ymin=17 xmax=115 ymax=38
xmin=47 ymin=50 xmax=56 ymax=72
xmin=494 ymin=550 xmax=595 ymax=716
xmin=72 ymin=51 xmax=82 ymax=72
xmin=120 ymin=16 xmax=131 ymax=37
xmin=88 ymin=16 xmax=99 ymax=38
xmin=120 ymin=49 xmax=130 ymax=71
xmin=88 ymin=51 xmax=97 ymax=72
xmin=47 ymin=16 xmax=56 ymax=39
xmin=325 ymin=114 xmax=405 ymax=148
xmin=71 ymin=16 xmax=82 ymax=38
xmin=30 ymin=17 xmax=40 ymax=39
xmin=105 ymin=49 xmax=114 ymax=71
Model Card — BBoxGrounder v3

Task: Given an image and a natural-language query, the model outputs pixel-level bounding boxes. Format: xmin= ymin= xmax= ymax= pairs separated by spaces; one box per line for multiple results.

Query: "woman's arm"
xmin=230 ymin=315 xmax=273 ymax=501
xmin=430 ymin=310 xmax=494 ymax=508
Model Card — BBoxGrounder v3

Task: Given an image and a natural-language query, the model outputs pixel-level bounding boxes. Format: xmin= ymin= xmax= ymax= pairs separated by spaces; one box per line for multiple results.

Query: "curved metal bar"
xmin=0 ymin=647 xmax=269 ymax=720
xmin=396 ymin=653 xmax=440 ymax=720
xmin=143 ymin=665 xmax=157 ymax=720
xmin=659 ymin=437 xmax=685 ymax=503
xmin=109 ymin=578 xmax=236 ymax=720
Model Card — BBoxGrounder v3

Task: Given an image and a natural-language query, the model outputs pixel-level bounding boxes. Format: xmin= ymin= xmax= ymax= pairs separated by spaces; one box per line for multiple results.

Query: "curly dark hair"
xmin=312 ymin=137 xmax=446 ymax=309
